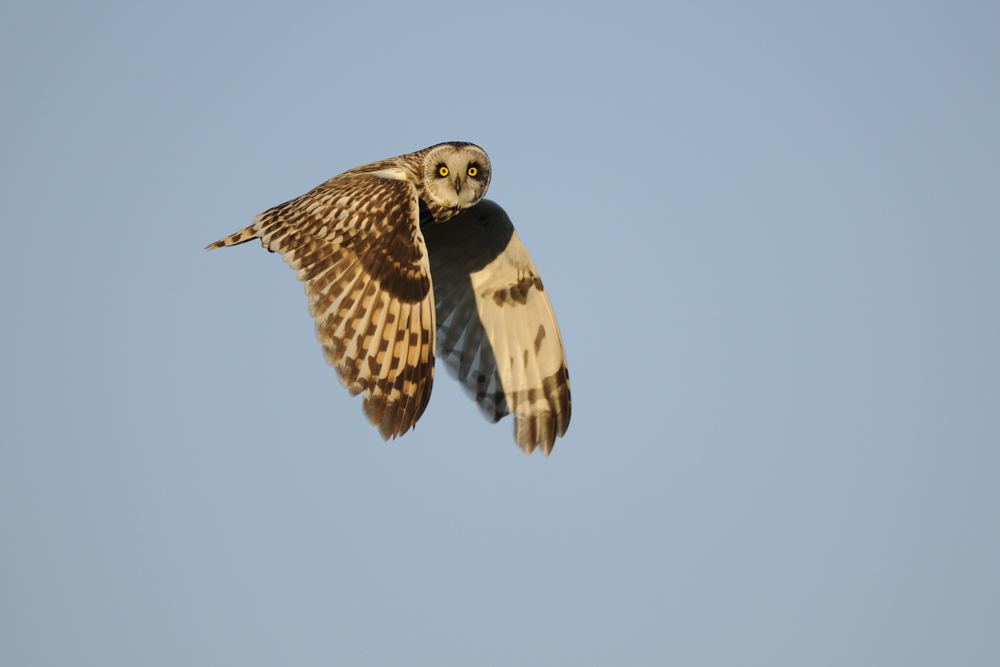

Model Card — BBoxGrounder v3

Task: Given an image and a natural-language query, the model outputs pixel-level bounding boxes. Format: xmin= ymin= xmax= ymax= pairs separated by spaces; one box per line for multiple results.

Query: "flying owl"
xmin=207 ymin=142 xmax=570 ymax=455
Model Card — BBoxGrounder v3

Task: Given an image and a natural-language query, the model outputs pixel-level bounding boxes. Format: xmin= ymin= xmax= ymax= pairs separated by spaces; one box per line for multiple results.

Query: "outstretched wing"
xmin=422 ymin=200 xmax=571 ymax=455
xmin=207 ymin=174 xmax=435 ymax=440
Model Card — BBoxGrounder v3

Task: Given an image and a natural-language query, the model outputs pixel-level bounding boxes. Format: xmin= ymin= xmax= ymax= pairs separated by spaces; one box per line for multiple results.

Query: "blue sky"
xmin=2 ymin=1 xmax=998 ymax=665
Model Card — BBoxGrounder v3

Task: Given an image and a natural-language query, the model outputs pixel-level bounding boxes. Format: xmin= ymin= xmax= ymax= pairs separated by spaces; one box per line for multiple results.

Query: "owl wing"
xmin=422 ymin=200 xmax=571 ymax=455
xmin=207 ymin=173 xmax=435 ymax=440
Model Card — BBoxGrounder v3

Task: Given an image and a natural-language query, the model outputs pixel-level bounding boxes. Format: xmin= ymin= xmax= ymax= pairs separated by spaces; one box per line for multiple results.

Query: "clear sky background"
xmin=2 ymin=1 xmax=998 ymax=665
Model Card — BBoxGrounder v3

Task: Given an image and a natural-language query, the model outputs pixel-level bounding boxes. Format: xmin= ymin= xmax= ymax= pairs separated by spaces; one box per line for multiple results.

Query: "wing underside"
xmin=423 ymin=199 xmax=571 ymax=455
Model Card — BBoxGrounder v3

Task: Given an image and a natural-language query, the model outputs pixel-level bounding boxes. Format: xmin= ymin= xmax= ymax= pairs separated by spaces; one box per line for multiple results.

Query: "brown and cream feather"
xmin=423 ymin=200 xmax=571 ymax=455
xmin=207 ymin=143 xmax=570 ymax=454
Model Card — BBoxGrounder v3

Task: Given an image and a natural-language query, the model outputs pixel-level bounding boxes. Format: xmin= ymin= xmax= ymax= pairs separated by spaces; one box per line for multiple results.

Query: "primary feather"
xmin=207 ymin=144 xmax=570 ymax=454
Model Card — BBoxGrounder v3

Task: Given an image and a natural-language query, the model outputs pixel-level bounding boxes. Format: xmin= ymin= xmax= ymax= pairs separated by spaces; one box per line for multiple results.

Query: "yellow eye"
xmin=468 ymin=166 xmax=478 ymax=177
xmin=438 ymin=166 xmax=449 ymax=177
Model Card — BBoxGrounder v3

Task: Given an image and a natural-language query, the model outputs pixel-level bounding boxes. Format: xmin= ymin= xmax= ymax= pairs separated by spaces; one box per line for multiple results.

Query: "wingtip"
xmin=514 ymin=436 xmax=555 ymax=457
xmin=514 ymin=412 xmax=561 ymax=456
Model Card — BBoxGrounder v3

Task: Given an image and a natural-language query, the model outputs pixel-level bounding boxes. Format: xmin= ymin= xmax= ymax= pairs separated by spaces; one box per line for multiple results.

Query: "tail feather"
xmin=205 ymin=225 xmax=258 ymax=250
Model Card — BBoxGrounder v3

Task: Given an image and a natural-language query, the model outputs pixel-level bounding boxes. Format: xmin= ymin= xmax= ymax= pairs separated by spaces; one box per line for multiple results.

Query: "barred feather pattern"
xmin=423 ymin=200 xmax=571 ymax=455
xmin=209 ymin=172 xmax=436 ymax=440
xmin=206 ymin=144 xmax=570 ymax=454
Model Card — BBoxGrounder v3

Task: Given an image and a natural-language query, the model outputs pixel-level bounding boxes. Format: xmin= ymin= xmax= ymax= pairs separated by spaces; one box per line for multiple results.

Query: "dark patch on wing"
xmin=347 ymin=227 xmax=430 ymax=303
xmin=511 ymin=363 xmax=572 ymax=455
xmin=492 ymin=274 xmax=544 ymax=307
xmin=533 ymin=325 xmax=546 ymax=354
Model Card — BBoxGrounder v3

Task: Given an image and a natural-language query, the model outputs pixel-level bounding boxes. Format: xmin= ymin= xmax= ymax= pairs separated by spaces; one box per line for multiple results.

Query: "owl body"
xmin=207 ymin=142 xmax=570 ymax=455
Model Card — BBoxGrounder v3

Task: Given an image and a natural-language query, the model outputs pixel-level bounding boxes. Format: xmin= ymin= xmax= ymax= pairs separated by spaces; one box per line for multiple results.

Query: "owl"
xmin=207 ymin=142 xmax=570 ymax=455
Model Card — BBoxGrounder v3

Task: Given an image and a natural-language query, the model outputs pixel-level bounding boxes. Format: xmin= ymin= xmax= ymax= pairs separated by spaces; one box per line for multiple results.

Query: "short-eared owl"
xmin=207 ymin=143 xmax=570 ymax=455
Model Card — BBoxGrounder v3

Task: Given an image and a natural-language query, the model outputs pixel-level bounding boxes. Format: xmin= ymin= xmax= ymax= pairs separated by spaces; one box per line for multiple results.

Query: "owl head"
xmin=421 ymin=142 xmax=492 ymax=213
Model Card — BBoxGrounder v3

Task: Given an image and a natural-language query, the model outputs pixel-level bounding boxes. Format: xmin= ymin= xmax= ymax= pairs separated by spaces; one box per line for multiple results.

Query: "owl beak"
xmin=453 ymin=175 xmax=464 ymax=194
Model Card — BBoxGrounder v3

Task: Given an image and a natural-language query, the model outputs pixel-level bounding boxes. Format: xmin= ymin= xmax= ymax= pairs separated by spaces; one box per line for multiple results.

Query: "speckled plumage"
xmin=207 ymin=142 xmax=570 ymax=454
xmin=423 ymin=200 xmax=571 ymax=454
